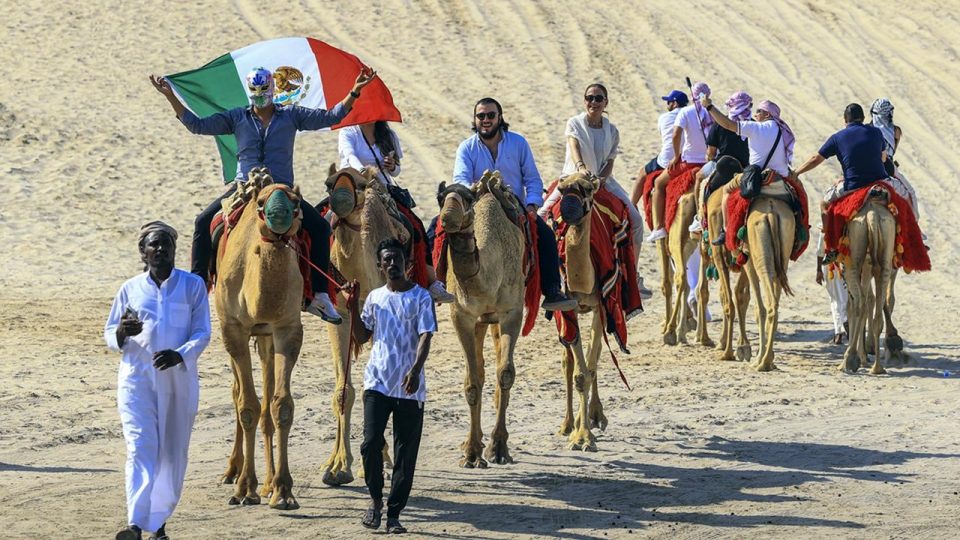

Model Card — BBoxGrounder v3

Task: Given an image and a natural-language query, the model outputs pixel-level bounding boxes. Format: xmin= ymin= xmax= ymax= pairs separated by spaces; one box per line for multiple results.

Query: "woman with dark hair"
xmin=540 ymin=83 xmax=652 ymax=298
xmin=338 ymin=122 xmax=454 ymax=303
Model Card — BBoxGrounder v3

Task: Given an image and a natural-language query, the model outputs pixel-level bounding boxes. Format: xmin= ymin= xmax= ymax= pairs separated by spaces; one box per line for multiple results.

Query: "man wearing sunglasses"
xmin=149 ymin=67 xmax=376 ymax=324
xmin=448 ymin=97 xmax=577 ymax=312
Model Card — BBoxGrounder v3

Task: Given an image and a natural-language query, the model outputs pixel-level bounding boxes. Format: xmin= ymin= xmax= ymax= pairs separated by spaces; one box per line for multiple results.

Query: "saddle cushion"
xmin=664 ymin=162 xmax=701 ymax=232
xmin=640 ymin=168 xmax=662 ymax=230
xmin=724 ymin=171 xmax=810 ymax=264
xmin=824 ymin=181 xmax=929 ymax=273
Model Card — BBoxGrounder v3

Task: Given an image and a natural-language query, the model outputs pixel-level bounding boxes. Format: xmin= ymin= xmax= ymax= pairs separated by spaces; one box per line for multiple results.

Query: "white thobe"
xmin=816 ymin=232 xmax=848 ymax=333
xmin=104 ymin=269 xmax=211 ymax=533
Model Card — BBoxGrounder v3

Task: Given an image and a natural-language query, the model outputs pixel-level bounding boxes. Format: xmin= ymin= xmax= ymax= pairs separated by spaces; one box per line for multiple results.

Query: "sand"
xmin=2 ymin=0 xmax=959 ymax=538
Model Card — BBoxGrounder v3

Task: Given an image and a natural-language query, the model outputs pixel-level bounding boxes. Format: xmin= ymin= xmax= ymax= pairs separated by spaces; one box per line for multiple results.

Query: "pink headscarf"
xmin=691 ymin=81 xmax=714 ymax=130
xmin=725 ymin=91 xmax=753 ymax=122
xmin=757 ymin=100 xmax=795 ymax=163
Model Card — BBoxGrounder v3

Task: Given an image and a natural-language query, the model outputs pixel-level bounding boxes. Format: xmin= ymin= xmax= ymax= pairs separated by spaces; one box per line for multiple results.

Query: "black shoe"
xmin=116 ymin=525 xmax=142 ymax=540
xmin=711 ymin=231 xmax=726 ymax=246
xmin=386 ymin=518 xmax=408 ymax=534
xmin=153 ymin=523 xmax=169 ymax=540
xmin=542 ymin=291 xmax=578 ymax=312
xmin=362 ymin=503 xmax=383 ymax=530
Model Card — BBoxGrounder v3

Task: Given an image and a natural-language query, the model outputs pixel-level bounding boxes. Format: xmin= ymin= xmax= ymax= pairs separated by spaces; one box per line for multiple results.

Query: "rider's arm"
xmin=293 ymin=103 xmax=349 ymax=131
xmin=794 ymin=154 xmax=825 ymax=176
xmin=451 ymin=139 xmax=475 ymax=187
xmin=519 ymin=137 xmax=545 ymax=208
xmin=179 ymin=109 xmax=236 ymax=136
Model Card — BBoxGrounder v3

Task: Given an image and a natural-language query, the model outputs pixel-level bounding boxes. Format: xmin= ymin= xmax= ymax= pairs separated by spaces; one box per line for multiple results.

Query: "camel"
xmin=551 ymin=172 xmax=610 ymax=452
xmin=838 ymin=187 xmax=900 ymax=374
xmin=216 ymin=167 xmax=304 ymax=510
xmin=694 ymin=158 xmax=752 ymax=362
xmin=320 ymin=165 xmax=411 ymax=486
xmin=740 ymin=195 xmax=796 ymax=372
xmin=438 ymin=171 xmax=526 ymax=468
xmin=654 ymin=192 xmax=702 ymax=346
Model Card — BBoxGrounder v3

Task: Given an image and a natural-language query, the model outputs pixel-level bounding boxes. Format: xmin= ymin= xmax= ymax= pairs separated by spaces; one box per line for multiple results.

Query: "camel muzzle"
xmin=330 ymin=175 xmax=358 ymax=217
xmin=559 ymin=193 xmax=587 ymax=225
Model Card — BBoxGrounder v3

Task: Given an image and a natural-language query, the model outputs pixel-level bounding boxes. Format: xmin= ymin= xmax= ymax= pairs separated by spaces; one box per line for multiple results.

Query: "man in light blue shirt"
xmin=449 ymin=97 xmax=576 ymax=312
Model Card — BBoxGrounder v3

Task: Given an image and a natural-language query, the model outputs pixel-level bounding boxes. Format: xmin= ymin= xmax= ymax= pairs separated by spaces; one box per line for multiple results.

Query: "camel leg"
xmin=222 ymin=323 xmax=261 ymax=505
xmin=841 ymin=224 xmax=868 ymax=374
xmin=221 ymin=368 xmax=243 ymax=484
xmin=883 ymin=269 xmax=906 ymax=364
xmin=755 ymin=270 xmax=781 ymax=372
xmin=873 ymin=216 xmax=897 ymax=374
xmin=486 ymin=312 xmax=521 ymax=465
xmin=658 ymin=239 xmax=675 ymax=342
xmin=668 ymin=232 xmax=691 ymax=345
xmin=733 ymin=271 xmax=752 ymax=362
xmin=257 ymin=337 xmax=276 ymax=499
xmin=744 ymin=260 xmax=764 ymax=365
xmin=269 ymin=323 xmax=302 ymax=509
xmin=456 ymin=310 xmax=487 ymax=468
xmin=322 ymin=320 xmax=355 ymax=486
xmin=567 ymin=330 xmax=597 ymax=452
xmin=714 ymin=253 xmax=736 ymax=361
xmin=586 ymin=310 xmax=607 ymax=432
xmin=558 ymin=346 xmax=575 ymax=436
xmin=695 ymin=245 xmax=715 ymax=347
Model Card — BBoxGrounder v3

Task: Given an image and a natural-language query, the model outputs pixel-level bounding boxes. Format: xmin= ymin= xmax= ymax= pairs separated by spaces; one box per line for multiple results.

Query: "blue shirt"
xmin=818 ymin=122 xmax=888 ymax=191
xmin=179 ymin=103 xmax=348 ymax=185
xmin=452 ymin=130 xmax=544 ymax=207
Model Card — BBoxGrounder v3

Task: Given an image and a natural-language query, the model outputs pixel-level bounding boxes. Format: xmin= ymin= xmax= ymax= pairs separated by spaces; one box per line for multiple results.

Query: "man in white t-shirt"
xmin=348 ymin=238 xmax=437 ymax=535
xmin=646 ymin=82 xmax=713 ymax=242
xmin=630 ymin=90 xmax=687 ymax=206
xmin=701 ymin=95 xmax=798 ymax=244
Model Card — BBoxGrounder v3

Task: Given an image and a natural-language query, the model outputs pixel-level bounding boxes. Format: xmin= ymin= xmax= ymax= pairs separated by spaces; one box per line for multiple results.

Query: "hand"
xmin=352 ymin=67 xmax=377 ymax=93
xmin=815 ymin=269 xmax=824 ymax=286
xmin=382 ymin=154 xmax=397 ymax=172
xmin=116 ymin=307 xmax=143 ymax=345
xmin=700 ymin=94 xmax=712 ymax=108
xmin=526 ymin=203 xmax=537 ymax=214
xmin=668 ymin=155 xmax=680 ymax=170
xmin=345 ymin=280 xmax=361 ymax=311
xmin=402 ymin=367 xmax=422 ymax=394
xmin=153 ymin=350 xmax=184 ymax=370
xmin=149 ymin=74 xmax=174 ymax=97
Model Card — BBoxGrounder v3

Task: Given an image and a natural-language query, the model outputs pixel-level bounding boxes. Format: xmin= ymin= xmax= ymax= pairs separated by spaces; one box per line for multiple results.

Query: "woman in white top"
xmin=541 ymin=83 xmax=651 ymax=298
xmin=337 ymin=121 xmax=454 ymax=303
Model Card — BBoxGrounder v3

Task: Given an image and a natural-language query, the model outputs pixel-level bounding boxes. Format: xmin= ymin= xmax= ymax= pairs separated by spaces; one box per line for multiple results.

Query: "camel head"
xmin=438 ymin=180 xmax=477 ymax=234
xmin=256 ymin=183 xmax=302 ymax=239
xmin=555 ymin=171 xmax=601 ymax=227
xmin=325 ymin=164 xmax=376 ymax=218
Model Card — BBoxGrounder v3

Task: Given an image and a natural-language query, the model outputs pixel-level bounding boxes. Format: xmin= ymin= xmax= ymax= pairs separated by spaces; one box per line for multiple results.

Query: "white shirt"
xmin=338 ymin=125 xmax=403 ymax=185
xmin=656 ymin=109 xmax=683 ymax=168
xmin=672 ymin=104 xmax=710 ymax=163
xmin=561 ymin=113 xmax=620 ymax=178
xmin=360 ymin=284 xmax=437 ymax=402
xmin=737 ymin=119 xmax=790 ymax=177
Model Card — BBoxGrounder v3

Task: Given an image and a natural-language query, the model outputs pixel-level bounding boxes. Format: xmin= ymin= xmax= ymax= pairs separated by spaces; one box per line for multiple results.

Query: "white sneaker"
xmin=428 ymin=280 xmax=455 ymax=304
xmin=305 ymin=293 xmax=342 ymax=324
xmin=645 ymin=228 xmax=667 ymax=243
xmin=637 ymin=276 xmax=653 ymax=300
xmin=688 ymin=219 xmax=703 ymax=233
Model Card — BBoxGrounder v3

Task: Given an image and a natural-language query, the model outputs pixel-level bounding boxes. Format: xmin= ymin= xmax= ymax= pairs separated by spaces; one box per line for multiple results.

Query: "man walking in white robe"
xmin=104 ymin=221 xmax=211 ymax=540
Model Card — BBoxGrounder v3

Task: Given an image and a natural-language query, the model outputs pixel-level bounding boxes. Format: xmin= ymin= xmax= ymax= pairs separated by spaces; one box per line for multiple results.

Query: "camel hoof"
xmin=220 ymin=473 xmax=237 ymax=485
xmin=321 ymin=470 xmax=354 ymax=486
xmin=886 ymin=335 xmax=904 ymax=352
xmin=228 ymin=496 xmax=241 ymax=505
xmin=699 ymin=338 xmax=716 ymax=348
xmin=484 ymin=444 xmax=514 ymax=465
xmin=870 ymin=366 xmax=887 ymax=375
xmin=269 ymin=496 xmax=300 ymax=511
xmin=589 ymin=410 xmax=608 ymax=431
xmin=716 ymin=351 xmax=735 ymax=362
xmin=557 ymin=420 xmax=573 ymax=437
xmin=736 ymin=344 xmax=752 ymax=363
xmin=259 ymin=485 xmax=273 ymax=498
xmin=567 ymin=438 xmax=598 ymax=452
xmin=837 ymin=362 xmax=857 ymax=374
xmin=754 ymin=361 xmax=776 ymax=372
xmin=459 ymin=456 xmax=488 ymax=469
xmin=663 ymin=333 xmax=677 ymax=346
xmin=230 ymin=494 xmax=259 ymax=506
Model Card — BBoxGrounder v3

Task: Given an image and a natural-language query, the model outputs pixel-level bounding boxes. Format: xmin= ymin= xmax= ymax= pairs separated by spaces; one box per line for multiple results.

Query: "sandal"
xmin=116 ymin=525 xmax=142 ymax=540
xmin=361 ymin=503 xmax=383 ymax=530
xmin=386 ymin=518 xmax=407 ymax=534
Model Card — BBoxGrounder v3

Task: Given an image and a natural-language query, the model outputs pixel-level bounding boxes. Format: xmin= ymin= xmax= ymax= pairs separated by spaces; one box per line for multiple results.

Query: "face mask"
xmin=250 ymin=91 xmax=273 ymax=108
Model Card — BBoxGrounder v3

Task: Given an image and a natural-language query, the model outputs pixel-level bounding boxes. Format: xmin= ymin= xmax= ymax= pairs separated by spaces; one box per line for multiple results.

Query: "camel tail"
xmin=769 ymin=211 xmax=793 ymax=297
xmin=866 ymin=205 xmax=885 ymax=271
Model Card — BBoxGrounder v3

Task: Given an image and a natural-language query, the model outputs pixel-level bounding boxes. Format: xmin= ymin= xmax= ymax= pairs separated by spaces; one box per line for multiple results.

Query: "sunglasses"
xmin=475 ymin=111 xmax=498 ymax=120
xmin=584 ymin=95 xmax=606 ymax=103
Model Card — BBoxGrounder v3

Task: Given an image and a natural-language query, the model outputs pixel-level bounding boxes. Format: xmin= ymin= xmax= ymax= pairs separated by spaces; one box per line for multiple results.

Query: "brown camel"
xmin=694 ymin=159 xmax=752 ymax=362
xmin=839 ymin=188 xmax=900 ymax=374
xmin=216 ymin=167 xmax=304 ymax=510
xmin=654 ymin=192 xmax=701 ymax=345
xmin=438 ymin=170 xmax=526 ymax=468
xmin=740 ymin=194 xmax=796 ymax=372
xmin=321 ymin=165 xmax=411 ymax=485
xmin=551 ymin=172 xmax=608 ymax=452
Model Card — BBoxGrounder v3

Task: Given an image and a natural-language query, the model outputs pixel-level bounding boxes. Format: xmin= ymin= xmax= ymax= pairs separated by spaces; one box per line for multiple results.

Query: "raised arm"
xmin=297 ymin=69 xmax=378 ymax=131
xmin=701 ymin=95 xmax=737 ymax=133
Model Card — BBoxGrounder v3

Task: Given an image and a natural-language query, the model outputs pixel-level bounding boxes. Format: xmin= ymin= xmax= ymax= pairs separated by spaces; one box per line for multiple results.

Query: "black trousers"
xmin=361 ymin=390 xmax=424 ymax=519
xmin=425 ymin=214 xmax=562 ymax=295
xmin=191 ymin=185 xmax=331 ymax=293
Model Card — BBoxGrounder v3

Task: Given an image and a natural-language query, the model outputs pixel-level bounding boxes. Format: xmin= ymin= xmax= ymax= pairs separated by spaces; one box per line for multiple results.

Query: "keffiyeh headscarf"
xmin=691 ymin=81 xmax=714 ymax=130
xmin=757 ymin=100 xmax=796 ymax=164
xmin=725 ymin=91 xmax=753 ymax=123
xmin=139 ymin=220 xmax=178 ymax=247
xmin=870 ymin=98 xmax=896 ymax=156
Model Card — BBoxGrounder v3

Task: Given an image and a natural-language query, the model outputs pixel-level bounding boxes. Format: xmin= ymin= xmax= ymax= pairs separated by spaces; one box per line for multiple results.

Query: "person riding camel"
xmin=869 ymin=98 xmax=920 ymax=220
xmin=646 ymin=82 xmax=712 ymax=243
xmin=149 ymin=67 xmax=377 ymax=324
xmin=631 ymin=89 xmax=688 ymax=206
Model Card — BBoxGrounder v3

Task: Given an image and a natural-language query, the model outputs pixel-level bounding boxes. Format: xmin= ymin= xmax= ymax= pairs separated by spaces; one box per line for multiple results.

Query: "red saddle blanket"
xmin=664 ymin=162 xmax=701 ymax=232
xmin=432 ymin=205 xmax=541 ymax=336
xmin=549 ymin=186 xmax=643 ymax=353
xmin=824 ymin=181 xmax=930 ymax=273
xmin=211 ymin=202 xmax=314 ymax=302
xmin=725 ymin=172 xmax=810 ymax=263
xmin=640 ymin=168 xmax=662 ymax=230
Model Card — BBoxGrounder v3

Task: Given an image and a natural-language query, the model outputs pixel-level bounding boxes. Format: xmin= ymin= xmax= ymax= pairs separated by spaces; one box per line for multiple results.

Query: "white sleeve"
xmin=360 ymin=293 xmax=376 ymax=332
xmin=389 ymin=131 xmax=403 ymax=178
xmin=737 ymin=120 xmax=759 ymax=140
xmin=338 ymin=128 xmax=365 ymax=170
xmin=104 ymin=286 xmax=128 ymax=352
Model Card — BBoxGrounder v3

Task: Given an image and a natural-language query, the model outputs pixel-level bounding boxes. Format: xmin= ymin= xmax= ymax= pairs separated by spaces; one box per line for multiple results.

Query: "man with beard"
xmin=105 ymin=221 xmax=211 ymax=540
xmin=348 ymin=238 xmax=436 ymax=535
xmin=448 ymin=97 xmax=577 ymax=312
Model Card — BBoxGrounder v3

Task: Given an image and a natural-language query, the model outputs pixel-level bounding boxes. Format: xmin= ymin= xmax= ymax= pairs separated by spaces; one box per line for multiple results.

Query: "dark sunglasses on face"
xmin=475 ymin=111 xmax=498 ymax=120
xmin=584 ymin=95 xmax=606 ymax=103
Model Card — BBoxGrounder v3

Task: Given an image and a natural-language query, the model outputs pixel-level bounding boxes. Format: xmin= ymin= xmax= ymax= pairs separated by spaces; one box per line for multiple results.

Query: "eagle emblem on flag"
xmin=273 ymin=66 xmax=311 ymax=107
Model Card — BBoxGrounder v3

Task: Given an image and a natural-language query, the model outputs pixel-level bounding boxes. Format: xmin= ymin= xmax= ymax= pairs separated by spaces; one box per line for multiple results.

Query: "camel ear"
xmin=328 ymin=163 xmax=337 ymax=177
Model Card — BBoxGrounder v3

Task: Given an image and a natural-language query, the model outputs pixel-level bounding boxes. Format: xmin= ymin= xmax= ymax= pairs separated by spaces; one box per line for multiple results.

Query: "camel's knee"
xmin=464 ymin=384 xmax=480 ymax=406
xmin=573 ymin=373 xmax=587 ymax=392
xmin=239 ymin=407 xmax=260 ymax=431
xmin=272 ymin=395 xmax=295 ymax=429
xmin=498 ymin=366 xmax=515 ymax=391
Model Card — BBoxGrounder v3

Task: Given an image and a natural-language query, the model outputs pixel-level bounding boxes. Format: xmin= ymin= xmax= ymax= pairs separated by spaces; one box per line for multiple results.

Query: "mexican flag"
xmin=166 ymin=37 xmax=402 ymax=182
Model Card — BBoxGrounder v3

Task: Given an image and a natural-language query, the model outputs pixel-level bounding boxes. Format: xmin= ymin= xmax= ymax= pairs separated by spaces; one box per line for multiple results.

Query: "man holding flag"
xmin=149 ymin=66 xmax=376 ymax=324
